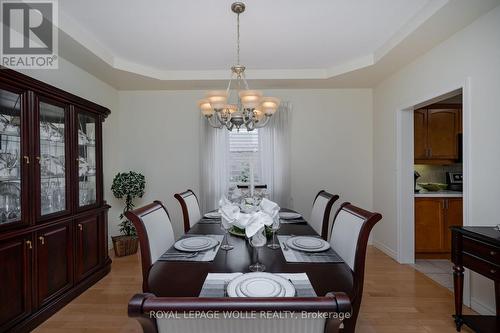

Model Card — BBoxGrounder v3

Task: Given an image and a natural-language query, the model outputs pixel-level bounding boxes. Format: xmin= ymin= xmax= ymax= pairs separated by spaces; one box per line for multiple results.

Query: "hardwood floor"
xmin=34 ymin=246 xmax=475 ymax=333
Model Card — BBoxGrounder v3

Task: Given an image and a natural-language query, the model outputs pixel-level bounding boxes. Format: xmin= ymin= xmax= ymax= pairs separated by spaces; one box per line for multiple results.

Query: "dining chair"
xmin=174 ymin=189 xmax=202 ymax=233
xmin=329 ymin=202 xmax=382 ymax=333
xmin=129 ymin=292 xmax=351 ymax=333
xmin=310 ymin=190 xmax=340 ymax=240
xmin=124 ymin=201 xmax=175 ymax=292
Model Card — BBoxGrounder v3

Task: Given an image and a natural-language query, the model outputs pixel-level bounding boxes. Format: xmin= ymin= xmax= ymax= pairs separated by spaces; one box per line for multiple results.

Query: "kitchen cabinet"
xmin=414 ymin=109 xmax=427 ymax=160
xmin=414 ymin=105 xmax=461 ymax=164
xmin=0 ymin=68 xmax=111 ymax=332
xmin=415 ymin=197 xmax=463 ymax=258
xmin=444 ymin=198 xmax=463 ymax=252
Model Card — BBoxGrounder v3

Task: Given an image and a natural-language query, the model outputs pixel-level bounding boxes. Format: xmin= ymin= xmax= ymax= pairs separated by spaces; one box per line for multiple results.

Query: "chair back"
xmin=174 ymin=189 xmax=201 ymax=233
xmin=125 ymin=201 xmax=175 ymax=291
xmin=329 ymin=202 xmax=382 ymax=332
xmin=310 ymin=190 xmax=339 ymax=239
xmin=128 ymin=293 xmax=351 ymax=333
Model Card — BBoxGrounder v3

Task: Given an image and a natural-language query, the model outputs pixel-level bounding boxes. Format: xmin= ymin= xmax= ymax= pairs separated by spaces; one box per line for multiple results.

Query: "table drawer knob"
xmin=491 ymin=269 xmax=497 ymax=274
xmin=490 ymin=251 xmax=497 ymax=256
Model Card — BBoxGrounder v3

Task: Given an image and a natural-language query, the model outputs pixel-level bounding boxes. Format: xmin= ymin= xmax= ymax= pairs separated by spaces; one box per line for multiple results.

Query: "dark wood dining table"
xmin=147 ymin=210 xmax=354 ymax=298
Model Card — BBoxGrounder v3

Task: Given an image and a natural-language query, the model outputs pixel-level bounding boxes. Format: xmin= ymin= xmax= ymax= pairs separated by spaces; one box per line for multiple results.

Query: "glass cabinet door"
xmin=38 ymin=100 xmax=68 ymax=217
xmin=77 ymin=112 xmax=97 ymax=208
xmin=0 ymin=88 xmax=23 ymax=226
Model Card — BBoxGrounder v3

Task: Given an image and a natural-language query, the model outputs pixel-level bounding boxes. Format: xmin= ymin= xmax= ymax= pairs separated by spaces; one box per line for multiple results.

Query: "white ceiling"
xmin=56 ymin=0 xmax=500 ymax=88
xmin=60 ymin=0 xmax=429 ymax=71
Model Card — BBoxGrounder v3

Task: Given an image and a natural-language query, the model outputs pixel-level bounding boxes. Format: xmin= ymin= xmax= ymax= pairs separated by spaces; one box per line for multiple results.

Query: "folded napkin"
xmin=260 ymin=198 xmax=280 ymax=219
xmin=218 ymin=196 xmax=280 ymax=238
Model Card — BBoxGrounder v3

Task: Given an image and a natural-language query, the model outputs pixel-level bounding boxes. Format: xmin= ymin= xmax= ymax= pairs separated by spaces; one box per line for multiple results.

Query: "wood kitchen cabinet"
xmin=414 ymin=105 xmax=461 ymax=164
xmin=414 ymin=109 xmax=428 ymax=160
xmin=444 ymin=198 xmax=462 ymax=252
xmin=0 ymin=68 xmax=111 ymax=332
xmin=415 ymin=197 xmax=463 ymax=258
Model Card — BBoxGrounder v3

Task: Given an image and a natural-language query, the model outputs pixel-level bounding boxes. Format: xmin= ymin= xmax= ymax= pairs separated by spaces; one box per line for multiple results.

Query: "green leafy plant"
xmin=111 ymin=171 xmax=145 ymax=237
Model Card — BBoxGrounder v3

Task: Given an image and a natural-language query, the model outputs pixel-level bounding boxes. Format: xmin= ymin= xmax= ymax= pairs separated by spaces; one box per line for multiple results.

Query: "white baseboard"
xmin=372 ymin=239 xmax=398 ymax=260
xmin=471 ymin=297 xmax=495 ymax=315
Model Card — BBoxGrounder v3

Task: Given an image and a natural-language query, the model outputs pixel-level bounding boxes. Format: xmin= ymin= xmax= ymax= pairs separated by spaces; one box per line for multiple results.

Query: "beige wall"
xmin=372 ymin=5 xmax=500 ymax=314
xmin=114 ymin=89 xmax=373 ymax=238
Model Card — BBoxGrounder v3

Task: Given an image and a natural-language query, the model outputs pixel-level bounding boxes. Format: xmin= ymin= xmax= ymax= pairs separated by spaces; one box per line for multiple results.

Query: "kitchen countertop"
xmin=414 ymin=190 xmax=463 ymax=198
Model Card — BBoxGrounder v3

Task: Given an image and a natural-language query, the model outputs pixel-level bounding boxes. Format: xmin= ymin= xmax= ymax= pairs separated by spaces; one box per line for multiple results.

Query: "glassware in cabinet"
xmin=38 ymin=101 xmax=67 ymax=216
xmin=77 ymin=112 xmax=97 ymax=207
xmin=0 ymin=88 xmax=23 ymax=225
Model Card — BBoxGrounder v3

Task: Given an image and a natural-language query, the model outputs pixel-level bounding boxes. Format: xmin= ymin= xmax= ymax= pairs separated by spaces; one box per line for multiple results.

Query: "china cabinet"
xmin=0 ymin=67 xmax=111 ymax=332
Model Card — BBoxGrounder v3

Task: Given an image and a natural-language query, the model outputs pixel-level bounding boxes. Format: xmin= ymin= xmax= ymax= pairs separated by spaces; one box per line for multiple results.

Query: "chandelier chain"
xmin=236 ymin=13 xmax=240 ymax=65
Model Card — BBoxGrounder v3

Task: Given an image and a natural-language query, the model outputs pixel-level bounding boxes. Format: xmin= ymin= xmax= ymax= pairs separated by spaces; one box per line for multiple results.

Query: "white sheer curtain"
xmin=258 ymin=102 xmax=292 ymax=207
xmin=199 ymin=118 xmax=229 ymax=212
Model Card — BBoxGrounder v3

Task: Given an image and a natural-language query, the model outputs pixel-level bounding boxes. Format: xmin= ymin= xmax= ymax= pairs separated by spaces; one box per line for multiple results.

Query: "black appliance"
xmin=457 ymin=133 xmax=463 ymax=163
xmin=414 ymin=171 xmax=421 ymax=193
xmin=446 ymin=172 xmax=463 ymax=192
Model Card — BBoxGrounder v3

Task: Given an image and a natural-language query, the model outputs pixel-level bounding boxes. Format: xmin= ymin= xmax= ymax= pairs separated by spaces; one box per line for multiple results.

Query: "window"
xmin=228 ymin=128 xmax=261 ymax=184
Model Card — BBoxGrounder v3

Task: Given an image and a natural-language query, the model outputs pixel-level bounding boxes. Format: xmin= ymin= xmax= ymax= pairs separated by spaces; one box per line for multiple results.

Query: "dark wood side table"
xmin=451 ymin=226 xmax=500 ymax=332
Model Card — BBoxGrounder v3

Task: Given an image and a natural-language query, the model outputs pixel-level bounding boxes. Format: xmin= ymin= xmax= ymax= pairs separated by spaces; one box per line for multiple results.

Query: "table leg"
xmin=453 ymin=265 xmax=464 ymax=331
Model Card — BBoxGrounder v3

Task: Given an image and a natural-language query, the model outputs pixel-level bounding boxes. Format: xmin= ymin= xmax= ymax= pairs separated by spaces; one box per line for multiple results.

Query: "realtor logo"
xmin=1 ymin=0 xmax=58 ymax=69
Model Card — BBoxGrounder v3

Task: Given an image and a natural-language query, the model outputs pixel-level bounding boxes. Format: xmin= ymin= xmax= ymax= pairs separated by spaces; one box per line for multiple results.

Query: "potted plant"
xmin=111 ymin=171 xmax=145 ymax=257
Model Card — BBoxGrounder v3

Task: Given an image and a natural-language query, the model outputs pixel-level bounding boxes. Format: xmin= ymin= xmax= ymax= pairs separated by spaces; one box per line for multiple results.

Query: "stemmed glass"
xmin=267 ymin=216 xmax=281 ymax=250
xmin=220 ymin=218 xmax=234 ymax=251
xmin=249 ymin=228 xmax=267 ymax=272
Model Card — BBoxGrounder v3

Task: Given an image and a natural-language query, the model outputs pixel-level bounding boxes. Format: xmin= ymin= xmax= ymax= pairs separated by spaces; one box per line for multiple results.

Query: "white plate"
xmin=180 ymin=238 xmax=212 ymax=249
xmin=204 ymin=211 xmax=221 ymax=219
xmin=279 ymin=212 xmax=302 ymax=220
xmin=227 ymin=273 xmax=295 ymax=298
xmin=240 ymin=278 xmax=283 ymax=297
xmin=286 ymin=236 xmax=330 ymax=253
xmin=174 ymin=236 xmax=218 ymax=252
xmin=291 ymin=237 xmax=324 ymax=249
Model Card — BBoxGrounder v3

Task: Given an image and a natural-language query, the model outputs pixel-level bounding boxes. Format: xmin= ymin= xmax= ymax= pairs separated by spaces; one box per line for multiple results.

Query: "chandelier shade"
xmin=260 ymin=97 xmax=281 ymax=115
xmin=205 ymin=90 xmax=228 ymax=110
xmin=198 ymin=99 xmax=214 ymax=116
xmin=197 ymin=2 xmax=280 ymax=131
xmin=239 ymin=90 xmax=263 ymax=109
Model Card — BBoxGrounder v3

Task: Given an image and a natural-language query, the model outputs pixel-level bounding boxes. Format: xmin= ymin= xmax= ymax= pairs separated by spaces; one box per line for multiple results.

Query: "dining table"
xmin=147 ymin=209 xmax=354 ymax=298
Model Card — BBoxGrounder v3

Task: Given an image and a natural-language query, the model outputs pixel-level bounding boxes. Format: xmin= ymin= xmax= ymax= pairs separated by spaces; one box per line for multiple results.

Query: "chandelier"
xmin=197 ymin=2 xmax=280 ymax=131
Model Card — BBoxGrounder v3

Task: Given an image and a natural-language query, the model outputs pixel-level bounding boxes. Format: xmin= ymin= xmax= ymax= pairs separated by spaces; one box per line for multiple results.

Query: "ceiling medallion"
xmin=197 ymin=2 xmax=280 ymax=131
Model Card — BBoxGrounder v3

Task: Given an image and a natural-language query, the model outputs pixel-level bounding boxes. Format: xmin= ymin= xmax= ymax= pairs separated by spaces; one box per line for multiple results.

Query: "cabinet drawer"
xmin=462 ymin=253 xmax=500 ymax=280
xmin=463 ymin=237 xmax=500 ymax=263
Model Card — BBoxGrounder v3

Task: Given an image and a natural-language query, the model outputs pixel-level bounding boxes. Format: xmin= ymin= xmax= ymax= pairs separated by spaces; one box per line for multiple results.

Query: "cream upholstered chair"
xmin=129 ymin=292 xmax=351 ymax=333
xmin=125 ymin=201 xmax=175 ymax=292
xmin=309 ymin=190 xmax=339 ymax=239
xmin=329 ymin=203 xmax=382 ymax=333
xmin=174 ymin=189 xmax=202 ymax=233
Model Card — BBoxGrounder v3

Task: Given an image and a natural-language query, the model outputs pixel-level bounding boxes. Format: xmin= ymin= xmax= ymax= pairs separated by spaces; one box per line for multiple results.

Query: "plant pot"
xmin=112 ymin=235 xmax=138 ymax=257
